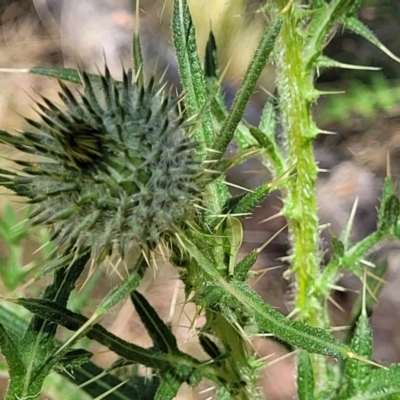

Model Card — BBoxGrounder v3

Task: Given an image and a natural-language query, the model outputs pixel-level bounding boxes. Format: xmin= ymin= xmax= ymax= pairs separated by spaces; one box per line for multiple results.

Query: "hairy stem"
xmin=274 ymin=3 xmax=321 ymax=325
xmin=273 ymin=1 xmax=327 ymax=389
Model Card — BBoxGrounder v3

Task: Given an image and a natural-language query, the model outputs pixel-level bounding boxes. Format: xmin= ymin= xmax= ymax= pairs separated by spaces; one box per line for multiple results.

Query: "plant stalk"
xmin=274 ymin=3 xmax=321 ymax=325
xmin=273 ymin=1 xmax=327 ymax=389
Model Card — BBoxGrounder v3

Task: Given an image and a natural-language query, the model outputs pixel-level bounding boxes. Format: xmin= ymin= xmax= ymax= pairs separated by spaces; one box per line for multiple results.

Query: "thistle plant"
xmin=0 ymin=67 xmax=207 ymax=263
xmin=0 ymin=1 xmax=400 ymax=399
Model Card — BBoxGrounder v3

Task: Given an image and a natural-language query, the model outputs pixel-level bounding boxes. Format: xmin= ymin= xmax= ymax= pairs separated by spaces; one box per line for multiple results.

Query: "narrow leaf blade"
xmin=297 ymin=350 xmax=315 ymax=400
xmin=154 ymin=373 xmax=182 ymax=400
xmin=130 ymin=291 xmax=178 ymax=353
xmin=211 ymin=17 xmax=282 ymax=157
xmin=172 ymin=0 xmax=214 ymax=149
xmin=0 ymin=322 xmax=25 ymax=376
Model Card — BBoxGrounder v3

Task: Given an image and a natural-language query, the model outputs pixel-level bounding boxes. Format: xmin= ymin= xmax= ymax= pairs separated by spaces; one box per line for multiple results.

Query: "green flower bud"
xmin=0 ymin=67 xmax=206 ymax=261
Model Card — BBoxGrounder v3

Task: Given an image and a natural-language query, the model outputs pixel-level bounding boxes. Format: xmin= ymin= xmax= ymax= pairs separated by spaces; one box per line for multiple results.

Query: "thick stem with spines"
xmin=274 ymin=3 xmax=321 ymax=326
xmin=273 ymin=1 xmax=327 ymax=389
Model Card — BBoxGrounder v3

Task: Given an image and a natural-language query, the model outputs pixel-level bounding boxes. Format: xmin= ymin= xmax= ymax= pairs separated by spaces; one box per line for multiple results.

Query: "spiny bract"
xmin=0 ymin=67 xmax=206 ymax=260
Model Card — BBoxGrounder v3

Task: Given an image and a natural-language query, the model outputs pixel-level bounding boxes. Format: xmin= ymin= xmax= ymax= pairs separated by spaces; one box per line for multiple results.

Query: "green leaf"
xmin=69 ymin=362 xmax=160 ymax=400
xmin=130 ymin=291 xmax=178 ymax=353
xmin=257 ymin=96 xmax=285 ymax=175
xmin=34 ymin=252 xmax=75 ymax=280
xmin=231 ymin=281 xmax=351 ymax=358
xmin=54 ymin=261 xmax=145 ymax=358
xmin=0 ymin=305 xmax=29 ymax=337
xmin=0 ymin=303 xmax=156 ymax=400
xmin=332 ymin=237 xmax=345 ymax=259
xmin=38 ymin=251 xmax=89 ymax=309
xmin=297 ymin=351 xmax=315 ymax=400
xmin=211 ymin=17 xmax=283 ymax=157
xmin=172 ymin=0 xmax=214 ymax=149
xmin=259 ymin=96 xmax=277 ymax=137
xmin=250 ymin=126 xmax=284 ymax=174
xmin=231 ymin=183 xmax=271 ymax=216
xmin=17 ymin=298 xmax=172 ymax=370
xmin=132 ymin=33 xmax=144 ymax=87
xmin=345 ymin=366 xmax=400 ymax=399
xmin=58 ymin=349 xmax=92 ymax=369
xmin=0 ymin=323 xmax=25 ymax=376
xmin=379 ymin=195 xmax=400 ymax=234
xmin=305 ymin=0 xmax=354 ymax=66
xmin=172 ymin=0 xmax=228 ymax=217
xmin=5 ymin=251 xmax=89 ymax=399
xmin=342 ymin=231 xmax=385 ymax=278
xmin=181 ymin=235 xmax=351 ymax=358
xmin=225 ymin=216 xmax=243 ymax=276
xmin=154 ymin=372 xmax=182 ymax=400
xmin=340 ymin=314 xmax=372 ymax=398
xmin=343 ymin=17 xmax=400 ymax=65
xmin=233 ymin=249 xmax=259 ymax=282
xmin=177 ymin=233 xmax=220 ymax=280
xmin=315 ymin=55 xmax=380 ymax=71
xmin=95 ymin=267 xmax=144 ymax=317
xmin=30 ymin=66 xmax=98 ymax=84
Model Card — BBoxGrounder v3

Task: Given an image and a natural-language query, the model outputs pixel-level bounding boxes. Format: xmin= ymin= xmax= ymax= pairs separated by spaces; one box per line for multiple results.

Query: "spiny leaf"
xmin=332 ymin=237 xmax=345 ymax=259
xmin=30 ymin=66 xmax=100 ymax=85
xmin=343 ymin=17 xmax=400 ymax=65
xmin=58 ymin=348 xmax=92 ymax=369
xmin=233 ymin=249 xmax=259 ymax=282
xmin=0 ymin=305 xmax=29 ymax=337
xmin=69 ymin=361 xmax=160 ymax=400
xmin=154 ymin=372 xmax=182 ymax=400
xmin=230 ymin=183 xmax=271 ymax=216
xmin=250 ymin=126 xmax=284 ymax=174
xmin=378 ymin=195 xmax=400 ymax=234
xmin=4 ymin=250 xmax=89 ymax=399
xmin=26 ymin=250 xmax=89 ymax=338
xmin=17 ymin=298 xmax=172 ymax=370
xmin=231 ymin=281 xmax=351 ymax=358
xmin=345 ymin=366 xmax=400 ymax=399
xmin=130 ymin=291 xmax=178 ymax=353
xmin=305 ymin=0 xmax=354 ymax=66
xmin=225 ymin=216 xmax=243 ymax=276
xmin=342 ymin=230 xmax=385 ymax=278
xmin=316 ymin=55 xmax=381 ymax=71
xmin=340 ymin=314 xmax=373 ymax=398
xmin=297 ymin=351 xmax=315 ymax=400
xmin=0 ymin=304 xmax=154 ymax=400
xmin=259 ymin=95 xmax=277 ymax=136
xmin=132 ymin=33 xmax=144 ymax=87
xmin=55 ymin=263 xmax=145 ymax=358
xmin=211 ymin=17 xmax=283 ymax=157
xmin=172 ymin=0 xmax=214 ymax=149
xmin=96 ymin=268 xmax=144 ymax=317
xmin=0 ymin=323 xmax=25 ymax=376
xmin=181 ymin=234 xmax=351 ymax=357
xmin=171 ymin=8 xmax=231 ymax=214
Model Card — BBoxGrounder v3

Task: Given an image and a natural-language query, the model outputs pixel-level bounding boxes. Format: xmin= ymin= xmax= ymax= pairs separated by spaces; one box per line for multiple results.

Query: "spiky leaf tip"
xmin=0 ymin=66 xmax=209 ymax=261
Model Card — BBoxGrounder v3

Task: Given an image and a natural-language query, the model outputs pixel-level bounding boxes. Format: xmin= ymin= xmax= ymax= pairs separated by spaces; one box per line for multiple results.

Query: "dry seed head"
xmin=0 ymin=66 xmax=207 ymax=261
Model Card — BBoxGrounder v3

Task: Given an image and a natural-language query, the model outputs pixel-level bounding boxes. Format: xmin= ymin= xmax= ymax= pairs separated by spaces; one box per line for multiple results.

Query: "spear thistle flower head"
xmin=0 ymin=67 xmax=207 ymax=261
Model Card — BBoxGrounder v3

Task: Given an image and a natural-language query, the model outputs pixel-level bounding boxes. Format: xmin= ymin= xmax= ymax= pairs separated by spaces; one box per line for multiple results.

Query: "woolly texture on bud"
xmin=0 ymin=67 xmax=205 ymax=260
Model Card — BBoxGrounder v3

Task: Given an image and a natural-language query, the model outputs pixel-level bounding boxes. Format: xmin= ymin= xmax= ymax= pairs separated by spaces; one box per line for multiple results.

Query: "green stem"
xmin=274 ymin=4 xmax=321 ymax=326
xmin=273 ymin=1 xmax=326 ymax=390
